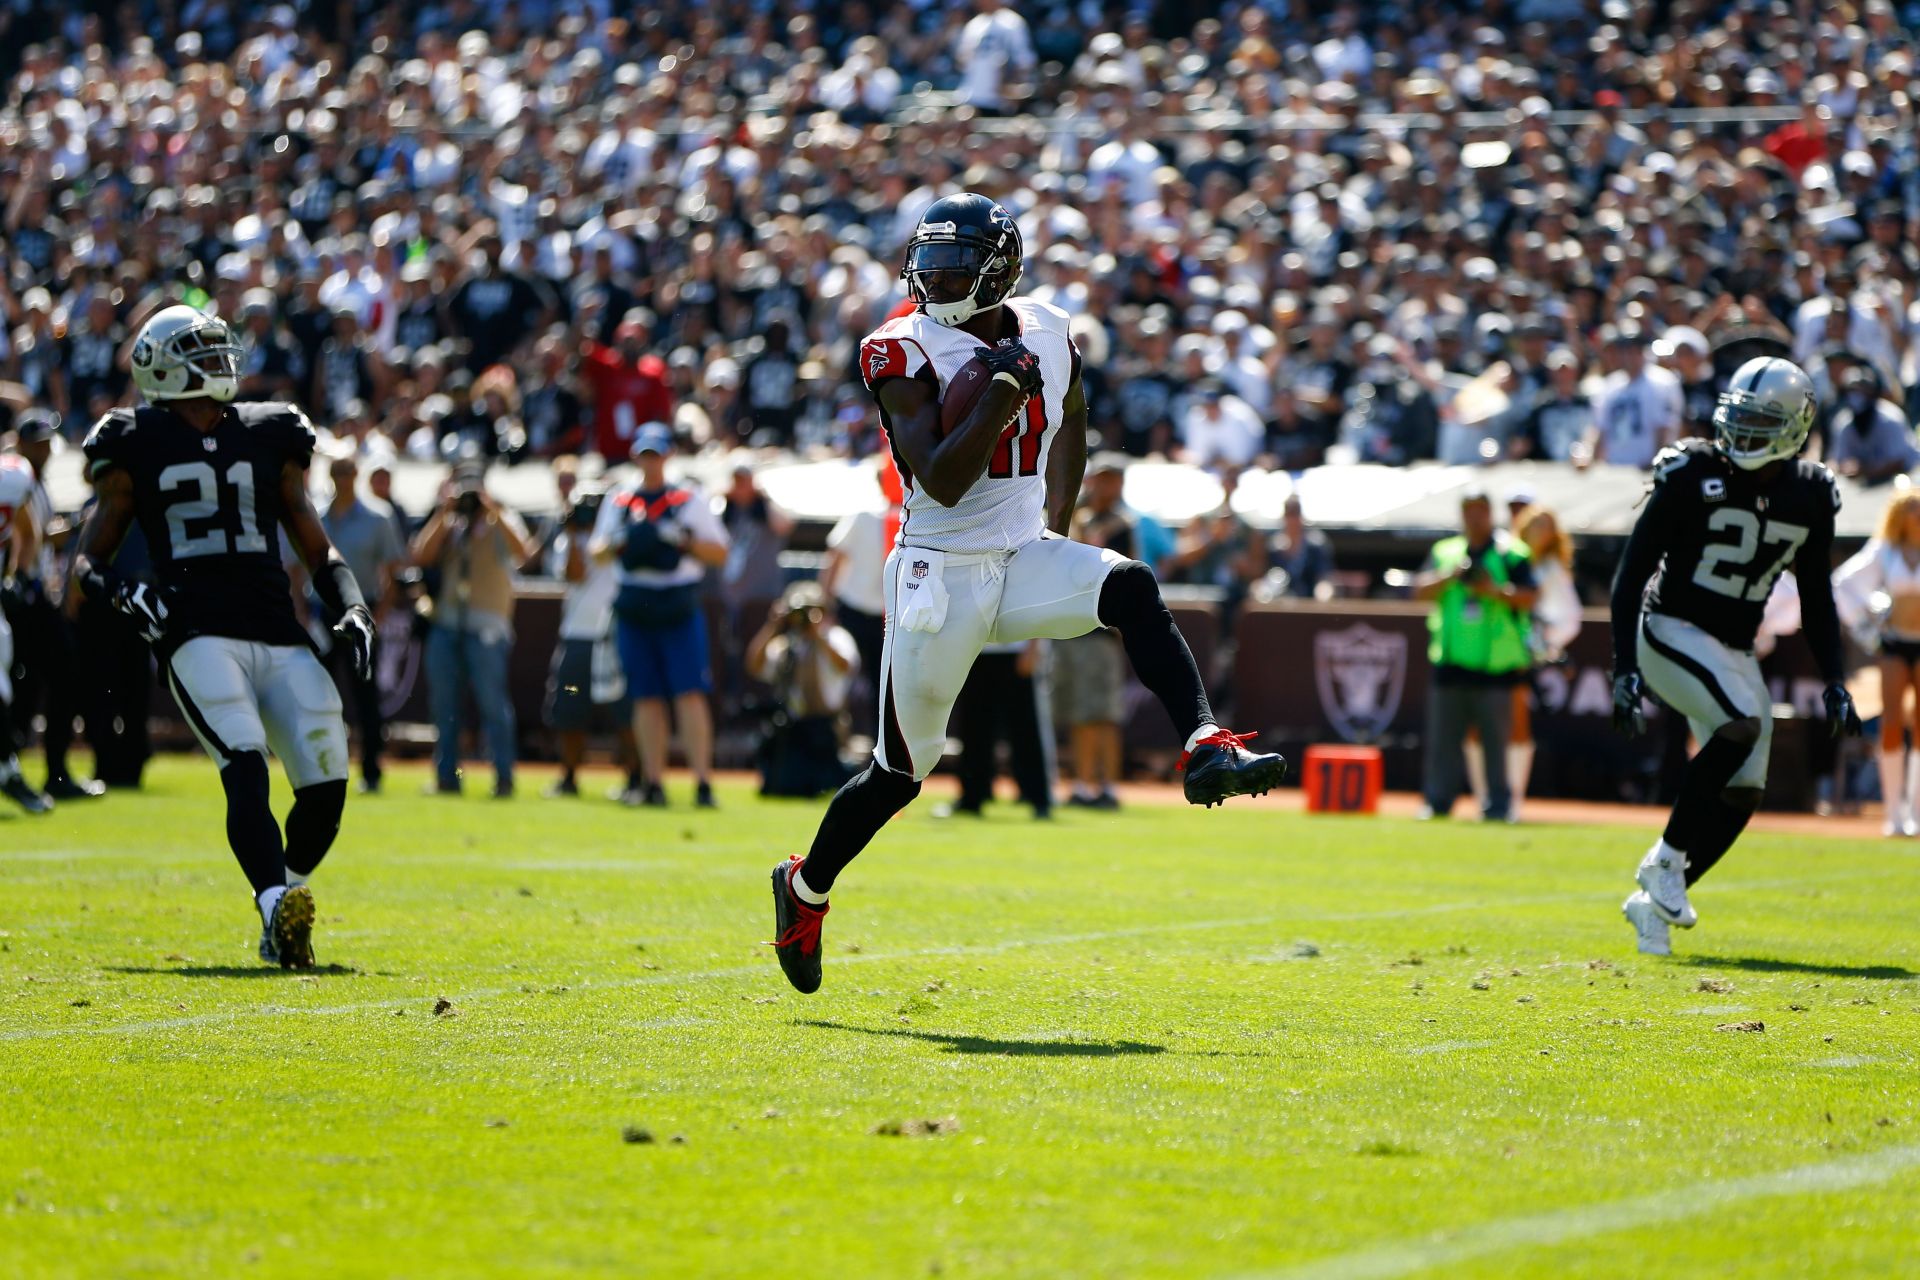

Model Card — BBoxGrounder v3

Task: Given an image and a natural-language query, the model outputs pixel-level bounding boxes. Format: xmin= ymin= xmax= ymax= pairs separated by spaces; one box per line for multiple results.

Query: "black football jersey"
xmin=1629 ymin=439 xmax=1841 ymax=652
xmin=84 ymin=402 xmax=317 ymax=655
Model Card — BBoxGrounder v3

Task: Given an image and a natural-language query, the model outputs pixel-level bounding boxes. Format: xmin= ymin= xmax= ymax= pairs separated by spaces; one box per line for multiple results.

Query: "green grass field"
xmin=3 ymin=758 xmax=1919 ymax=1279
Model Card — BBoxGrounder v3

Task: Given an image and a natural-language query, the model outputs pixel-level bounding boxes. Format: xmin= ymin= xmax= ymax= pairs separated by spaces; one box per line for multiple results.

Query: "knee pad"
xmin=1096 ymin=559 xmax=1162 ymax=629
xmin=1714 ymin=716 xmax=1764 ymax=751
xmin=285 ymin=779 xmax=347 ymax=875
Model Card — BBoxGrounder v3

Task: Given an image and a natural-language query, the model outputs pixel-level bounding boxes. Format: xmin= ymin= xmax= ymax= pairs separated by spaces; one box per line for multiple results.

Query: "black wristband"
xmin=314 ymin=557 xmax=368 ymax=617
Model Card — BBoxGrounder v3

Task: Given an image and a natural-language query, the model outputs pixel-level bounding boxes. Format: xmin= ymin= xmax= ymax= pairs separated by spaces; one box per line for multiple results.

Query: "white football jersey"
xmin=859 ymin=297 xmax=1077 ymax=554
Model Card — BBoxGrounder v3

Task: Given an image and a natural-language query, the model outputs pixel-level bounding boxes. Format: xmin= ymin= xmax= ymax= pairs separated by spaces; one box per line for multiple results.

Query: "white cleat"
xmin=1635 ymin=843 xmax=1697 ymax=928
xmin=1622 ymin=891 xmax=1672 ymax=956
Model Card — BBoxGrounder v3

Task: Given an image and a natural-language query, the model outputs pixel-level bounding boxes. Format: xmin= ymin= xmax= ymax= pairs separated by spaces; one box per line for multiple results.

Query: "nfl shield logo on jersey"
xmin=1314 ymin=623 xmax=1408 ymax=743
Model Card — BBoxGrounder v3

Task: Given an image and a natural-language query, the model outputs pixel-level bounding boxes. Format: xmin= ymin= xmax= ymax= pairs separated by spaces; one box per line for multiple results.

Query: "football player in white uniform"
xmin=771 ymin=193 xmax=1286 ymax=993
xmin=0 ymin=443 xmax=53 ymax=813
xmin=70 ymin=306 xmax=377 ymax=968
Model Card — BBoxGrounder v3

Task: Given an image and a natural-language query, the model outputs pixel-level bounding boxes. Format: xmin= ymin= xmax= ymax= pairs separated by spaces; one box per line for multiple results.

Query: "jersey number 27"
xmin=158 ymin=461 xmax=269 ymax=559
xmin=1693 ymin=508 xmax=1807 ymax=602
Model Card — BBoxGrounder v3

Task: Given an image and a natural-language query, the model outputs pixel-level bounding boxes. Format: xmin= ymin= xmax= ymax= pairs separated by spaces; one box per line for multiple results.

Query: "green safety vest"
xmin=1426 ymin=534 xmax=1533 ymax=674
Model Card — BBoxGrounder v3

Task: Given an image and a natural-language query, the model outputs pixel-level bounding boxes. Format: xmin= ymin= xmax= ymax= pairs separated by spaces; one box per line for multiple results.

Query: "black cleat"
xmin=769 ymin=856 xmax=828 ymax=994
xmin=641 ymin=782 xmax=668 ymax=808
xmin=1180 ymin=729 xmax=1287 ymax=808
xmin=2 ymin=774 xmax=52 ymax=814
xmin=44 ymin=776 xmax=105 ymax=801
xmin=695 ymin=781 xmax=718 ymax=809
xmin=270 ymin=885 xmax=316 ymax=970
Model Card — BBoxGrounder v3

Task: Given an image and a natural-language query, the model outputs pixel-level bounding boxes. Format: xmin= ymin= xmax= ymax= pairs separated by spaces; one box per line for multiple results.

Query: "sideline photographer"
xmin=745 ymin=581 xmax=858 ymax=799
xmin=1411 ymin=488 xmax=1538 ymax=821
xmin=588 ymin=423 xmax=729 ymax=807
xmin=412 ymin=458 xmax=535 ymax=797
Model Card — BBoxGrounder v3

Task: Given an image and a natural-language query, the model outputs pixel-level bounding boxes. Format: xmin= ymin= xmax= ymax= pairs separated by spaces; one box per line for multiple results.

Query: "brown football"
xmin=938 ymin=354 xmax=997 ymax=438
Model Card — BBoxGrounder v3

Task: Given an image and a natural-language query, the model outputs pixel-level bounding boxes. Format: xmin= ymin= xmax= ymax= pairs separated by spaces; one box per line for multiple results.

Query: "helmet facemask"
xmin=1712 ymin=358 xmax=1815 ymax=470
xmin=902 ymin=238 xmax=1018 ymax=326
xmin=132 ymin=312 xmax=243 ymax=403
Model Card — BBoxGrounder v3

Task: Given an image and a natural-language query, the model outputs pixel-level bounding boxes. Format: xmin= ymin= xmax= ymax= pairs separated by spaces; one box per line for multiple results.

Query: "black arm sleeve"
xmin=1609 ymin=482 xmax=1679 ymax=676
xmin=1796 ymin=516 xmax=1846 ymax=686
xmin=312 ymin=557 xmax=368 ymax=617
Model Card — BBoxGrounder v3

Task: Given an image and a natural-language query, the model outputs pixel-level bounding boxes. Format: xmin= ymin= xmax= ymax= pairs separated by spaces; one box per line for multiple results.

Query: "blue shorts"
xmin=616 ymin=610 xmax=711 ymax=700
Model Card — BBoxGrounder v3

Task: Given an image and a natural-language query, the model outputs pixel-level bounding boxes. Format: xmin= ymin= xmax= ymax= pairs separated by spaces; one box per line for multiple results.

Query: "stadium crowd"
xmin=3 ymin=0 xmax=1920 ymax=806
xmin=4 ymin=0 xmax=1920 ymax=476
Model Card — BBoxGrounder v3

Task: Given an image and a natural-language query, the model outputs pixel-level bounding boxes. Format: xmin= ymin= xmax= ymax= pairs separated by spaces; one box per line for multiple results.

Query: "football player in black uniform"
xmin=1610 ymin=356 xmax=1862 ymax=955
xmin=70 ymin=306 xmax=376 ymax=969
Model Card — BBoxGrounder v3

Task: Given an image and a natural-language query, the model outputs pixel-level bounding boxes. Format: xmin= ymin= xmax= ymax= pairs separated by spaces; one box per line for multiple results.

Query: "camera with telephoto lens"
xmin=566 ymin=489 xmax=604 ymax=530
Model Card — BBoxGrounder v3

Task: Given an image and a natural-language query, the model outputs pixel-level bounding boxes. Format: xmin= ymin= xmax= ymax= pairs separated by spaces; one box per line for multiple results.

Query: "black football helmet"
xmin=901 ymin=193 xmax=1023 ymax=326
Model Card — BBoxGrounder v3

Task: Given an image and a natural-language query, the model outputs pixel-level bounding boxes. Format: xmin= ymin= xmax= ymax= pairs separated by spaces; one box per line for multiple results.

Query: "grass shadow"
xmin=1683 ymin=956 xmax=1917 ymax=981
xmin=798 ymin=1019 xmax=1166 ymax=1057
xmin=104 ymin=964 xmax=361 ymax=979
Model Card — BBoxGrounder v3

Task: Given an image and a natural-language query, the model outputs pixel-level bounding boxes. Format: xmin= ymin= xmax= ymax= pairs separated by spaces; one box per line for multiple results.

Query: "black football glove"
xmin=1823 ymin=683 xmax=1864 ymax=739
xmin=332 ymin=604 xmax=376 ymax=682
xmin=1611 ymin=672 xmax=1647 ymax=738
xmin=980 ymin=339 xmax=1043 ymax=399
xmin=111 ymin=580 xmax=170 ymax=644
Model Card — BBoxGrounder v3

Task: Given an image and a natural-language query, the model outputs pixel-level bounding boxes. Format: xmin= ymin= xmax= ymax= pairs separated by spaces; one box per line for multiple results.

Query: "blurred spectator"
xmin=580 ymin=311 xmax=673 ymax=463
xmin=1825 ymin=365 xmax=1920 ymax=483
xmin=1583 ymin=327 xmax=1683 ymax=469
xmin=589 ymin=424 xmax=730 ymax=808
xmin=444 ymin=237 xmax=555 ymax=372
xmin=541 ymin=478 xmax=642 ymax=803
xmin=4 ymin=410 xmax=99 ymax=798
xmin=314 ymin=450 xmax=407 ymax=795
xmin=1510 ymin=349 xmax=1593 ymax=462
xmin=1340 ymin=334 xmax=1439 ymax=466
xmin=941 ymin=641 xmax=1053 ymax=821
xmin=1413 ymin=491 xmax=1538 ymax=822
xmin=1171 ymin=470 xmax=1265 ymax=634
xmin=1266 ymin=496 xmax=1334 ymax=601
xmin=745 ymin=581 xmax=858 ymax=798
xmin=717 ymin=464 xmax=795 ymax=710
xmin=956 ymin=0 xmax=1035 ymax=114
xmin=1653 ymin=326 xmax=1718 ymax=430
xmin=1059 ymin=456 xmax=1135 ymax=810
xmin=411 ymin=461 xmax=535 ymax=798
xmin=821 ymin=493 xmax=890 ymax=728
xmin=1181 ymin=383 xmax=1265 ymax=469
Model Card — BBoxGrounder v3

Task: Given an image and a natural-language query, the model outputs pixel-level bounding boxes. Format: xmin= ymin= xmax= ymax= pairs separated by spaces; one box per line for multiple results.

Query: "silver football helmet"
xmin=130 ymin=304 xmax=242 ymax=403
xmin=1713 ymin=356 xmax=1816 ymax=470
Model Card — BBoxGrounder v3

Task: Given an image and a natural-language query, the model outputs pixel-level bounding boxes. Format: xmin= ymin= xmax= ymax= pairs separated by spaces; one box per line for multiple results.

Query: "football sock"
xmin=0 ymin=754 xmax=18 ymax=784
xmin=1684 ymin=789 xmax=1761 ymax=887
xmin=790 ymin=865 xmax=829 ymax=905
xmin=1183 ymin=724 xmax=1224 ymax=754
xmin=220 ymin=752 xmax=287 ymax=895
xmin=1661 ymin=729 xmax=1753 ymax=855
xmin=257 ymin=884 xmax=286 ymax=925
xmin=1097 ymin=560 xmax=1214 ymax=741
xmin=284 ymin=779 xmax=347 ymax=879
xmin=799 ymin=760 xmax=922 ymax=894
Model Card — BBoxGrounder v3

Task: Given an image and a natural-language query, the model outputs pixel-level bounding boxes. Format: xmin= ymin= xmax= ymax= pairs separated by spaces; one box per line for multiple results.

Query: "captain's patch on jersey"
xmin=1702 ymin=477 xmax=1726 ymax=502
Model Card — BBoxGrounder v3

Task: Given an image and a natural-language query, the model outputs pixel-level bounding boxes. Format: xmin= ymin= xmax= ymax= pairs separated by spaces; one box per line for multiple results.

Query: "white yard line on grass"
xmin=1235 ymin=1141 xmax=1920 ymax=1280
xmin=0 ymin=872 xmax=1877 ymax=1043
